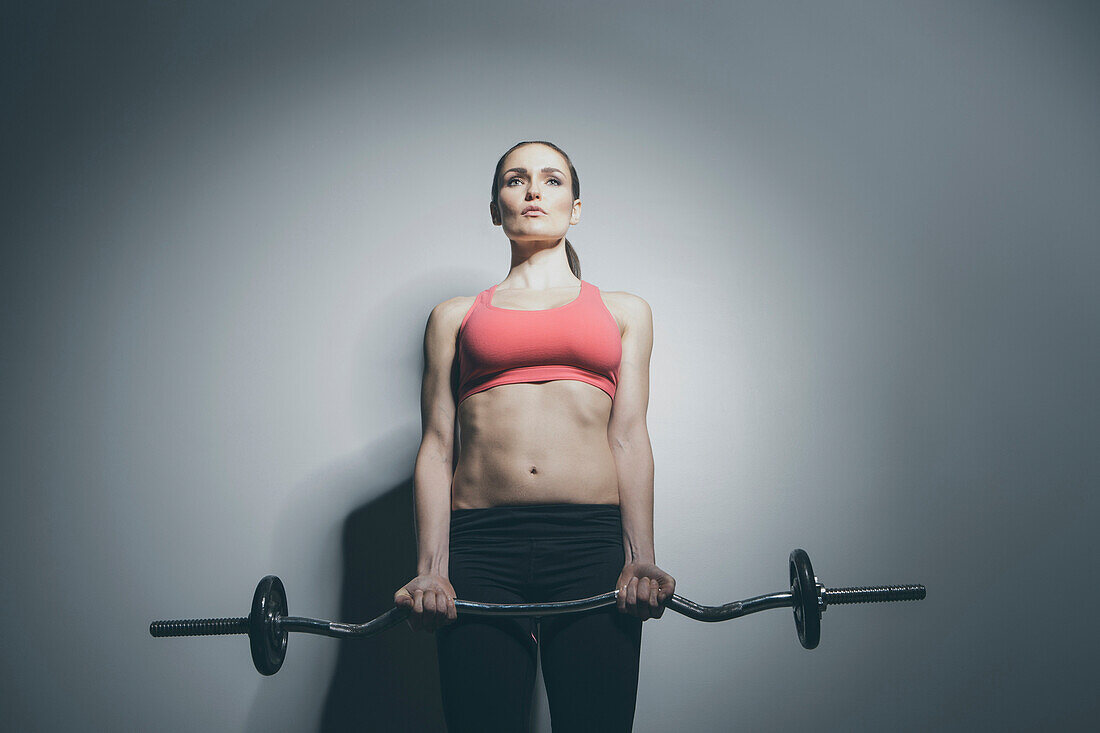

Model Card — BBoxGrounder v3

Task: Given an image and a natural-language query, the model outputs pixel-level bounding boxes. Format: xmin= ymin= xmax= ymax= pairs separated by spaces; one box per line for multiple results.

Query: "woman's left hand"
xmin=615 ymin=562 xmax=676 ymax=620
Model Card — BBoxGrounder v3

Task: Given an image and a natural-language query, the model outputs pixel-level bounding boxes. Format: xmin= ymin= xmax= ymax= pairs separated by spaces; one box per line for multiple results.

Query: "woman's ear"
xmin=489 ymin=201 xmax=501 ymax=226
xmin=570 ymin=199 xmax=582 ymax=226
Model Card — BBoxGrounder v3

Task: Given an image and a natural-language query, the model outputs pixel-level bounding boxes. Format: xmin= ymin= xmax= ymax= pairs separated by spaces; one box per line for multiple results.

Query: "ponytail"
xmin=564 ymin=238 xmax=581 ymax=279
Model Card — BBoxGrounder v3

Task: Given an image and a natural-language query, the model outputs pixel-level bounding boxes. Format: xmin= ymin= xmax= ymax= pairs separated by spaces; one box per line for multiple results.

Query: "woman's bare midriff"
xmin=452 ymin=379 xmax=620 ymax=510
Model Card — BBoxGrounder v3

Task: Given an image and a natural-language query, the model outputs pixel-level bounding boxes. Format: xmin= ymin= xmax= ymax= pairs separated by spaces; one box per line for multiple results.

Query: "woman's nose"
xmin=526 ymin=181 xmax=540 ymax=199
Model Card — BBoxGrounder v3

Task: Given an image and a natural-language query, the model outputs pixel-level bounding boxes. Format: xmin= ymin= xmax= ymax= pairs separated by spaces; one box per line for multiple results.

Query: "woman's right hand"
xmin=394 ymin=574 xmax=458 ymax=632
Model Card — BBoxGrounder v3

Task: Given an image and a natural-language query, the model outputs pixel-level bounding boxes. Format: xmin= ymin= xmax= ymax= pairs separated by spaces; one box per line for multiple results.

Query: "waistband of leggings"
xmin=449 ymin=503 xmax=622 ymax=542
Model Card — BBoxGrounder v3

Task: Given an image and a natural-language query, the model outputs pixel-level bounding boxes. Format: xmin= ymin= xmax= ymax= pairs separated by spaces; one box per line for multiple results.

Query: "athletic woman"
xmin=394 ymin=140 xmax=675 ymax=732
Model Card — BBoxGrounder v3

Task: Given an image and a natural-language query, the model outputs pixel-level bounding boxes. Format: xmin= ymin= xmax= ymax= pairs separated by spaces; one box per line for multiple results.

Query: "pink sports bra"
xmin=455 ymin=280 xmax=623 ymax=405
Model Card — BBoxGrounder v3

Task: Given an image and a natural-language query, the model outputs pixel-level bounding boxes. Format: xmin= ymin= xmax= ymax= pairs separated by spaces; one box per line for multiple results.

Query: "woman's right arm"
xmin=394 ymin=298 xmax=465 ymax=632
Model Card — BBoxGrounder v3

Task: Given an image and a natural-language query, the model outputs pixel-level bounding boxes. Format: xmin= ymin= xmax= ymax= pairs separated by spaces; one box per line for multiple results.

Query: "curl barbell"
xmin=150 ymin=548 xmax=925 ymax=675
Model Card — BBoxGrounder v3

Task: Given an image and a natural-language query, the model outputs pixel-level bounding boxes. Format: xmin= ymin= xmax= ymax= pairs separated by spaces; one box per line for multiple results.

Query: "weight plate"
xmin=789 ymin=549 xmax=821 ymax=650
xmin=249 ymin=575 xmax=288 ymax=675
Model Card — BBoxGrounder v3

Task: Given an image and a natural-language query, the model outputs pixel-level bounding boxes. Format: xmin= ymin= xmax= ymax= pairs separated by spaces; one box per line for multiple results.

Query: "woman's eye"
xmin=505 ymin=177 xmax=559 ymax=186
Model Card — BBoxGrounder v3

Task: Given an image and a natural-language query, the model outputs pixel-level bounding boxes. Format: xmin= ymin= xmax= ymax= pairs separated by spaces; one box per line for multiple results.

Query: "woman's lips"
xmin=522 ymin=209 xmax=546 ymax=216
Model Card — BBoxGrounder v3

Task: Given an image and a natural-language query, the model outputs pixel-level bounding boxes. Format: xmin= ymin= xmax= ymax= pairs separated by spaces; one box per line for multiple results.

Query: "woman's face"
xmin=492 ymin=144 xmax=580 ymax=242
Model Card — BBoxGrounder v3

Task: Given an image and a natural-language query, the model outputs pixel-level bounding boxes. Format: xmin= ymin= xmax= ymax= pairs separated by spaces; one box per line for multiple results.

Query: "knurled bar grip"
xmin=824 ymin=585 xmax=926 ymax=605
xmin=150 ymin=617 xmax=249 ymax=637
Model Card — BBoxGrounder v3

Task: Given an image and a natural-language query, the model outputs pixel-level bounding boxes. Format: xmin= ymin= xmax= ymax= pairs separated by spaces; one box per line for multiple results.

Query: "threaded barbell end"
xmin=149 ymin=617 xmax=250 ymax=637
xmin=823 ymin=584 xmax=926 ymax=604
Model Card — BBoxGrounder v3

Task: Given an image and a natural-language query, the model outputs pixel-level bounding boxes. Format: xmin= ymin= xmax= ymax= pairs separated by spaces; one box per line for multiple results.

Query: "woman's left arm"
xmin=608 ymin=293 xmax=676 ymax=620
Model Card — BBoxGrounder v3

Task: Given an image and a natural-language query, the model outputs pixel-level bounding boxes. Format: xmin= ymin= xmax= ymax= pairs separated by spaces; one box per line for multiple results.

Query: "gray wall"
xmin=3 ymin=1 xmax=1097 ymax=730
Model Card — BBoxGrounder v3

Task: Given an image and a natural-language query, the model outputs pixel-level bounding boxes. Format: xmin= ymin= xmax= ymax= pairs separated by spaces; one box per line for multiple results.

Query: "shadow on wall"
xmin=244 ymin=273 xmax=493 ymax=731
xmin=245 ymin=460 xmax=547 ymax=732
xmin=320 ymin=479 xmax=446 ymax=731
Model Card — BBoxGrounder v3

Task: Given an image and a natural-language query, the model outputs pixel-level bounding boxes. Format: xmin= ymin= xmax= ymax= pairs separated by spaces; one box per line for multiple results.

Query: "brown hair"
xmin=491 ymin=140 xmax=582 ymax=279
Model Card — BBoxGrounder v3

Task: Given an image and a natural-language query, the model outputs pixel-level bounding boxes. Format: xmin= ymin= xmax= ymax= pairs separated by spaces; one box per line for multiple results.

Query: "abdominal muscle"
xmin=451 ymin=379 xmax=620 ymax=510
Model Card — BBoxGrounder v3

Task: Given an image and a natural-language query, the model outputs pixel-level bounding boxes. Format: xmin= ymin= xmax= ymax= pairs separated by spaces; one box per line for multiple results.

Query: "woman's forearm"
xmin=413 ymin=441 xmax=454 ymax=576
xmin=611 ymin=427 xmax=656 ymax=565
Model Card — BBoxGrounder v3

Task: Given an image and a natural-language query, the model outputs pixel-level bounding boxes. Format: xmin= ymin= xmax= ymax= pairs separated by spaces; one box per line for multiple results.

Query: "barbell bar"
xmin=150 ymin=548 xmax=925 ymax=675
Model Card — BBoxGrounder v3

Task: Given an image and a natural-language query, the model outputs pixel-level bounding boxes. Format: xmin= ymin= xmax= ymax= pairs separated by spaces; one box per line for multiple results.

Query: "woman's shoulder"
xmin=594 ymin=287 xmax=652 ymax=334
xmin=424 ymin=293 xmax=478 ymax=338
xmin=436 ymin=292 xmax=479 ymax=314
xmin=596 ymin=287 xmax=650 ymax=314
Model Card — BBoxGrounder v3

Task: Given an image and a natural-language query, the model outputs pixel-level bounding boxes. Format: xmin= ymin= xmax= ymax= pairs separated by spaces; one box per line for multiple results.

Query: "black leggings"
xmin=436 ymin=503 xmax=643 ymax=733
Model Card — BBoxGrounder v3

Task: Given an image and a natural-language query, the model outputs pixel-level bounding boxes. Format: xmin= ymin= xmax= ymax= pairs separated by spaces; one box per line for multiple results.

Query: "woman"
xmin=394 ymin=140 xmax=675 ymax=732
